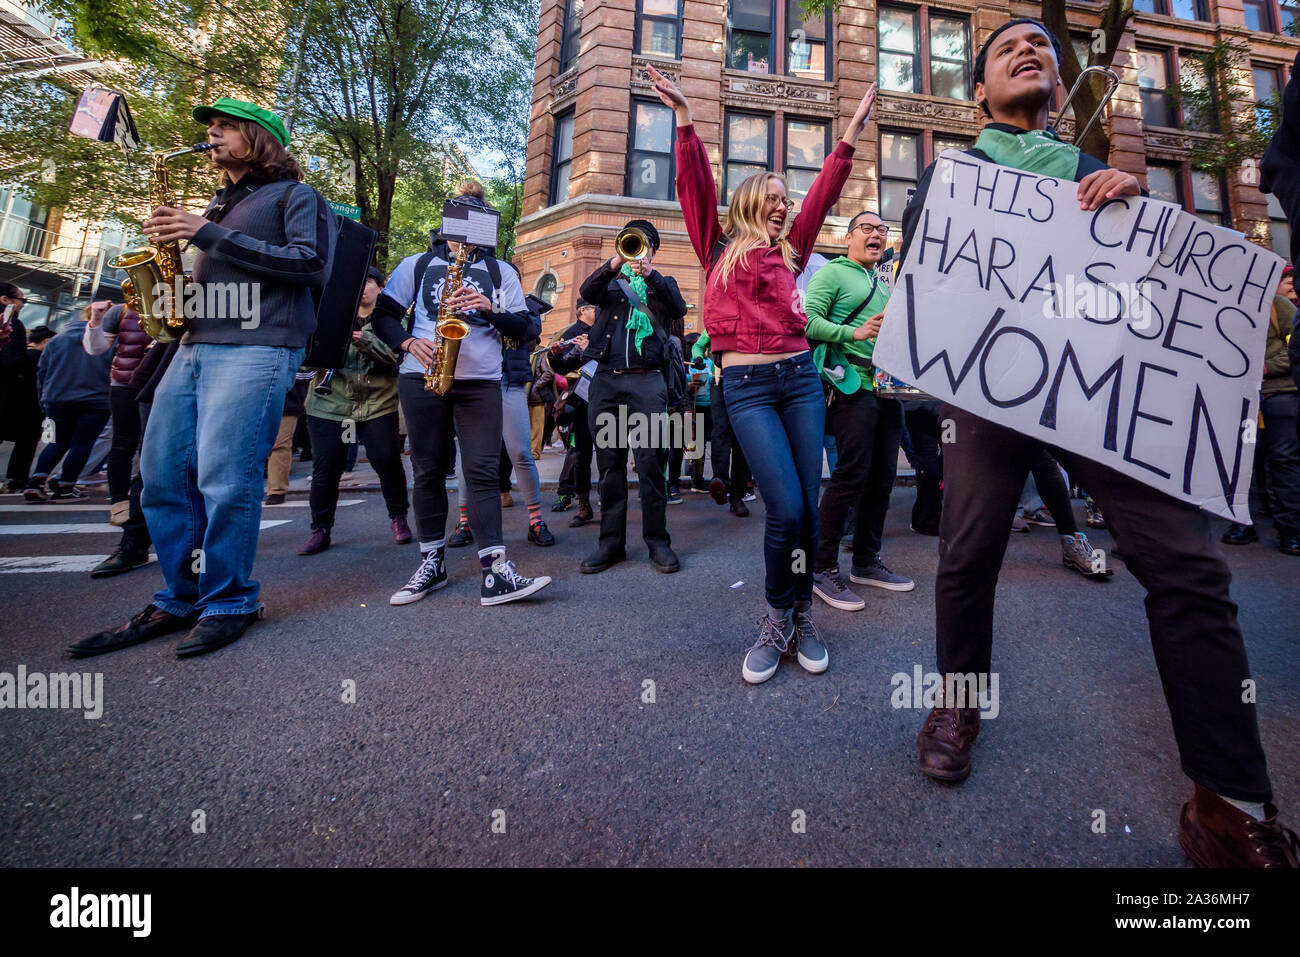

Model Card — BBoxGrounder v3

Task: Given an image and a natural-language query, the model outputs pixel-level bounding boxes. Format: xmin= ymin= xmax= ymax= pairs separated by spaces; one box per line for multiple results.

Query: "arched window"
xmin=535 ymin=272 xmax=558 ymax=305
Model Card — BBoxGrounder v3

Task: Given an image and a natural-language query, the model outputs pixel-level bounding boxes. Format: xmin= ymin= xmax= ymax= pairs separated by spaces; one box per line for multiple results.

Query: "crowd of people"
xmin=0 ymin=16 xmax=1297 ymax=868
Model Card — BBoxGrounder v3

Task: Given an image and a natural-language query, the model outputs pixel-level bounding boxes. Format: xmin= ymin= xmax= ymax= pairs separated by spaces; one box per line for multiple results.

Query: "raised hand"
xmin=842 ymin=83 xmax=878 ymax=145
xmin=646 ymin=64 xmax=691 ymax=125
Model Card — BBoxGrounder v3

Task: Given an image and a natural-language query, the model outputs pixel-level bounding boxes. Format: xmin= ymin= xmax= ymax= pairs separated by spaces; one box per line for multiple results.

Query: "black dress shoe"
xmin=581 ymin=544 xmax=627 ymax=574
xmin=1279 ymin=531 xmax=1300 ymax=556
xmin=68 ymin=604 xmax=198 ymax=658
xmin=1221 ymin=523 xmax=1258 ymax=546
xmin=90 ymin=545 xmax=151 ymax=578
xmin=176 ymin=609 xmax=263 ymax=658
xmin=648 ymin=542 xmax=680 ymax=574
xmin=729 ymin=497 xmax=749 ymax=517
xmin=264 ymin=493 xmax=286 ymax=505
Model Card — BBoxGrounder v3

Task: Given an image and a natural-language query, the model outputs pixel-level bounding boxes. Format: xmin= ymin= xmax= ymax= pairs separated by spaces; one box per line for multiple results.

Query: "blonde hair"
xmin=714 ymin=173 xmax=798 ymax=289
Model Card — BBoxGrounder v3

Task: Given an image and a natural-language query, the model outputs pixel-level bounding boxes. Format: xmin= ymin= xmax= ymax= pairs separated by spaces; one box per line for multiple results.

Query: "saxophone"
xmin=424 ymin=241 xmax=473 ymax=395
xmin=109 ymin=143 xmax=213 ymax=342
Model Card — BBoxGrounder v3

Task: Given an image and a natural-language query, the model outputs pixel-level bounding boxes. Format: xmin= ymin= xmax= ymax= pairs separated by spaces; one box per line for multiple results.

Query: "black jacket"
xmin=1262 ymin=48 xmax=1300 ymax=270
xmin=547 ymin=318 xmax=593 ymax=377
xmin=575 ymin=261 xmax=687 ymax=370
xmin=897 ymin=124 xmax=1111 ymax=270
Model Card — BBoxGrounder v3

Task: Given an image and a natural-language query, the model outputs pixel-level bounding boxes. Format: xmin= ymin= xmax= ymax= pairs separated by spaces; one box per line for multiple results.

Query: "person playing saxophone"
xmin=370 ymin=181 xmax=550 ymax=608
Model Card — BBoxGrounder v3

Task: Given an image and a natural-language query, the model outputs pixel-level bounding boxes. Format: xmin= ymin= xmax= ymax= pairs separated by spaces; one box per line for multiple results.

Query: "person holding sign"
xmin=894 ymin=18 xmax=1294 ymax=867
xmin=647 ymin=63 xmax=878 ymax=684
xmin=803 ymin=210 xmax=913 ymax=611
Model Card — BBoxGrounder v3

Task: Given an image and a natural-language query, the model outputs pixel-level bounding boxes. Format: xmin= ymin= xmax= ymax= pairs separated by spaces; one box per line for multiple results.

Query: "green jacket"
xmin=305 ymin=320 xmax=402 ymax=422
xmin=803 ymin=255 xmax=891 ymax=394
xmin=1263 ymin=295 xmax=1296 ymax=396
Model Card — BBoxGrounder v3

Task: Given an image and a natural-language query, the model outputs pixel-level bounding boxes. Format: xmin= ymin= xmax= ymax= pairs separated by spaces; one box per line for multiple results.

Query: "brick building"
xmin=514 ymin=0 xmax=1300 ymax=339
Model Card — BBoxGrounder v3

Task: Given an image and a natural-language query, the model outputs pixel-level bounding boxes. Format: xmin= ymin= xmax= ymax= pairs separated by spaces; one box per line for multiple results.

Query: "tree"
xmin=1170 ymin=38 xmax=1279 ymax=185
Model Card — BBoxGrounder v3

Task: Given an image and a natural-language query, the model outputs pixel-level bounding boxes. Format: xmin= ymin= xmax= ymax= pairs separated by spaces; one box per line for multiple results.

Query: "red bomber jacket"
xmin=675 ymin=123 xmax=854 ymax=355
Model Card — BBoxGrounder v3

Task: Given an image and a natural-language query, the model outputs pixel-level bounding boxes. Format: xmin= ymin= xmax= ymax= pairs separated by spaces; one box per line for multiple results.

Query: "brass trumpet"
xmin=615 ymin=225 xmax=652 ymax=262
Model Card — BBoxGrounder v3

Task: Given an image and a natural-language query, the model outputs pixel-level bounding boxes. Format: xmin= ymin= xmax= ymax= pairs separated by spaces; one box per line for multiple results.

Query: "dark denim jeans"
xmin=721 ymin=352 xmax=824 ymax=609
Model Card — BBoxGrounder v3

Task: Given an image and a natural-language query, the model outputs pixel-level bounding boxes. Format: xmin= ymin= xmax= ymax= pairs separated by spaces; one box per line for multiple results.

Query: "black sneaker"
xmin=667 ymin=486 xmax=683 ymax=505
xmin=90 ymin=545 xmax=151 ymax=578
xmin=448 ymin=520 xmax=474 ymax=547
xmin=528 ymin=520 xmax=556 ymax=546
xmin=49 ymin=480 xmax=85 ymax=501
xmin=390 ymin=549 xmax=448 ymax=605
xmin=68 ymin=603 xmax=198 ymax=658
xmin=551 ymin=494 xmax=573 ymax=513
xmin=23 ymin=481 xmax=48 ymax=503
xmin=480 ymin=549 xmax=551 ymax=606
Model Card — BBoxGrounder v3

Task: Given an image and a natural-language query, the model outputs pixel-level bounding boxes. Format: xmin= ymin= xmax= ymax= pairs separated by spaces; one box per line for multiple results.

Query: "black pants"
xmin=688 ymin=406 xmax=714 ymax=488
xmin=1029 ymin=450 xmax=1079 ymax=535
xmin=815 ymin=388 xmax=902 ymax=571
xmin=107 ymin=386 xmax=144 ymax=504
xmin=710 ymin=378 xmax=751 ymax=498
xmin=557 ymin=399 xmax=594 ymax=499
xmin=31 ymin=402 xmax=111 ymax=485
xmin=936 ymin=406 xmax=1271 ymax=802
xmin=307 ymin=412 xmax=409 ymax=530
xmin=3 ymin=419 xmax=40 ymax=487
xmin=903 ymin=400 xmax=943 ymax=531
xmin=121 ymin=400 xmax=152 ymax=552
xmin=588 ymin=368 xmax=670 ymax=550
xmin=1259 ymin=391 xmax=1300 ymax=533
xmin=398 ymin=375 xmax=502 ymax=548
xmin=498 ymin=442 xmax=513 ymax=494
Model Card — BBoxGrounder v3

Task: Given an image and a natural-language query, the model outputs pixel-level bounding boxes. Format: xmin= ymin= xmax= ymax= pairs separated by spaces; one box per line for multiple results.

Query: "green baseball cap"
xmin=192 ymin=97 xmax=289 ymax=147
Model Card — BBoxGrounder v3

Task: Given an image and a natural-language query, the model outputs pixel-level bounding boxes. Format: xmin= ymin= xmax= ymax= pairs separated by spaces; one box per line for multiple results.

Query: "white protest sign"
xmin=873 ymin=151 xmax=1283 ymax=521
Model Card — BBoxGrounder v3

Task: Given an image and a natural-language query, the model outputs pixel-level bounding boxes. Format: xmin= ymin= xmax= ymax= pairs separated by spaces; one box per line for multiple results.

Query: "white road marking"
xmin=0 ymin=555 xmax=159 ymax=574
xmin=0 ymin=520 xmax=291 ymax=535
xmin=0 ymin=500 xmax=360 ymax=513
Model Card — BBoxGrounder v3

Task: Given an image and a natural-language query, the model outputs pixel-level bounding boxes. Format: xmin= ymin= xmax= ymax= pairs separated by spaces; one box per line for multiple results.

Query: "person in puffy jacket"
xmin=646 ymin=63 xmax=878 ymax=685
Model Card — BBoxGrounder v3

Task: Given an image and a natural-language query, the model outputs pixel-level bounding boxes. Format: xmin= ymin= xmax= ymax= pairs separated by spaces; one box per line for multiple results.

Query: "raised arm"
xmin=648 ymin=65 xmax=723 ymax=267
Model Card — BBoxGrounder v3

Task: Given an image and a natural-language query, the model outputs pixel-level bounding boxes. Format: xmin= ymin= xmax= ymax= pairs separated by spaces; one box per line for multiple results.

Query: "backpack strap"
xmin=407 ymin=251 xmax=436 ymax=335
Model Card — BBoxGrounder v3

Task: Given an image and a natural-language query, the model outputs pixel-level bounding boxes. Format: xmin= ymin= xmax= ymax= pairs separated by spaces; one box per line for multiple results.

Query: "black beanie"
xmin=624 ymin=218 xmax=660 ymax=250
xmin=972 ymin=18 xmax=1062 ymax=88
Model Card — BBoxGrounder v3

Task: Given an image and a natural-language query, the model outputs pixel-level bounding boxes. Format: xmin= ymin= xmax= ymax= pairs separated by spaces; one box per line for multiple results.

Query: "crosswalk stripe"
xmin=0 ymin=555 xmax=159 ymax=574
xmin=0 ymin=500 xmax=361 ymax=513
xmin=0 ymin=520 xmax=292 ymax=535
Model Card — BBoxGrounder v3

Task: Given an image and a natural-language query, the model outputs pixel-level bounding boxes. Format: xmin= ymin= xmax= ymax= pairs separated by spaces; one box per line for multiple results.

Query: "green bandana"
xmin=620 ymin=264 xmax=653 ymax=355
xmin=972 ymin=127 xmax=1080 ymax=179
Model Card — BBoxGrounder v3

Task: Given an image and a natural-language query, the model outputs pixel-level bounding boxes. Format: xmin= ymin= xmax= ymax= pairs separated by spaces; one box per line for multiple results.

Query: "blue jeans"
xmin=722 ymin=352 xmax=825 ymax=609
xmin=141 ymin=343 xmax=302 ymax=618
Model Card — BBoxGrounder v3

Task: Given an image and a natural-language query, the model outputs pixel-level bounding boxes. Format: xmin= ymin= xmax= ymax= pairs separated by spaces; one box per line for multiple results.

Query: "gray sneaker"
xmin=812 ymin=567 xmax=865 ymax=611
xmin=1061 ymin=532 xmax=1114 ymax=579
xmin=742 ymin=612 xmax=793 ymax=685
xmin=792 ymin=604 xmax=828 ymax=674
xmin=849 ymin=558 xmax=915 ymax=592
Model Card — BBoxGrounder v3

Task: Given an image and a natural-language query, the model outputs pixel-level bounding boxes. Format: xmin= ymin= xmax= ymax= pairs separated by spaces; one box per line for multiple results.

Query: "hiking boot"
xmin=501 ymin=492 xmax=514 ymax=508
xmin=480 ymin=548 xmax=551 ymax=605
xmin=791 ymin=603 xmax=828 ymax=674
xmin=917 ymin=690 xmax=981 ymax=782
xmin=1178 ymin=784 xmax=1298 ymax=868
xmin=390 ymin=549 xmax=448 ymax=605
xmin=812 ymin=567 xmax=864 ymax=611
xmin=849 ymin=558 xmax=914 ymax=592
xmin=299 ymin=527 xmax=331 ymax=556
xmin=1061 ymin=532 xmax=1113 ymax=579
xmin=742 ymin=611 xmax=794 ymax=685
xmin=448 ymin=520 xmax=474 ymax=548
xmin=648 ymin=541 xmax=680 ymax=573
xmin=569 ymin=495 xmax=593 ymax=527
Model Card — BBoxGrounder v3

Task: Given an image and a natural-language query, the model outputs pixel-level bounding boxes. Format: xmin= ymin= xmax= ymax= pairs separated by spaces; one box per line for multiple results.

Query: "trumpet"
xmin=1049 ymin=65 xmax=1120 ymax=145
xmin=615 ymin=225 xmax=652 ymax=262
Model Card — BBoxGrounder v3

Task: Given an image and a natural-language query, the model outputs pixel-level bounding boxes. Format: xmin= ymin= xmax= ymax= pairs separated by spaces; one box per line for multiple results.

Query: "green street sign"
xmin=328 ymin=201 xmax=361 ymax=221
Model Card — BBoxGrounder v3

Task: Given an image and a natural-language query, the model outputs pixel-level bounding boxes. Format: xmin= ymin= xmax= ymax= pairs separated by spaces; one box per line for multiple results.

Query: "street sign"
xmin=328 ymin=201 xmax=361 ymax=221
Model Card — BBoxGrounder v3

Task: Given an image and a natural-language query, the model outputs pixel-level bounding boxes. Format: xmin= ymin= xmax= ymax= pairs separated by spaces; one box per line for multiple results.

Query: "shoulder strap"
xmin=407 ymin=251 xmax=436 ymax=334
xmin=831 ymin=274 xmax=881 ymax=327
xmin=483 ymin=254 xmax=502 ymax=291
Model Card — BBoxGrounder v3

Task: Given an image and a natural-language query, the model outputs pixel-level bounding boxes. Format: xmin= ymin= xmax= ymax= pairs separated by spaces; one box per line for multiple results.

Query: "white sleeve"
xmin=83 ymin=320 xmax=112 ymax=356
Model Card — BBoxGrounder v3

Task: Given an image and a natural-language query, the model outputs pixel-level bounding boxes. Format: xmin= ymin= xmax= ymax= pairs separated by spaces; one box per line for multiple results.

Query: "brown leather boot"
xmin=917 ymin=691 xmax=980 ymax=782
xmin=1179 ymin=784 xmax=1298 ymax=868
xmin=569 ymin=495 xmax=593 ymax=527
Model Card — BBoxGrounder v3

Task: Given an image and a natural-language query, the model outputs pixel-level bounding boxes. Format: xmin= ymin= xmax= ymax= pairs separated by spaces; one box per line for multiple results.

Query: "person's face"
xmin=847 ymin=214 xmax=888 ymax=266
xmin=578 ymin=305 xmax=597 ymax=325
xmin=1279 ymin=273 xmax=1295 ymax=304
xmin=360 ymin=278 xmax=381 ymax=310
xmin=31 ymin=338 xmax=48 ymax=352
xmin=206 ymin=116 xmax=251 ymax=168
xmin=761 ymin=178 xmax=792 ymax=241
xmin=975 ymin=24 xmax=1061 ymax=120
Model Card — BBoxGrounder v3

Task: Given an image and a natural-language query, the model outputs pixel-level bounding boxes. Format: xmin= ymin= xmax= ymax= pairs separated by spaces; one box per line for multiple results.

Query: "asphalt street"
xmin=1 ymin=457 xmax=1297 ymax=867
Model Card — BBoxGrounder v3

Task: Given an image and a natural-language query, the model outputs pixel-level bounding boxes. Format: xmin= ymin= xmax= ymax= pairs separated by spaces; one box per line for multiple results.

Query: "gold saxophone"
xmin=424 ymin=241 xmax=472 ymax=395
xmin=109 ymin=143 xmax=213 ymax=342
